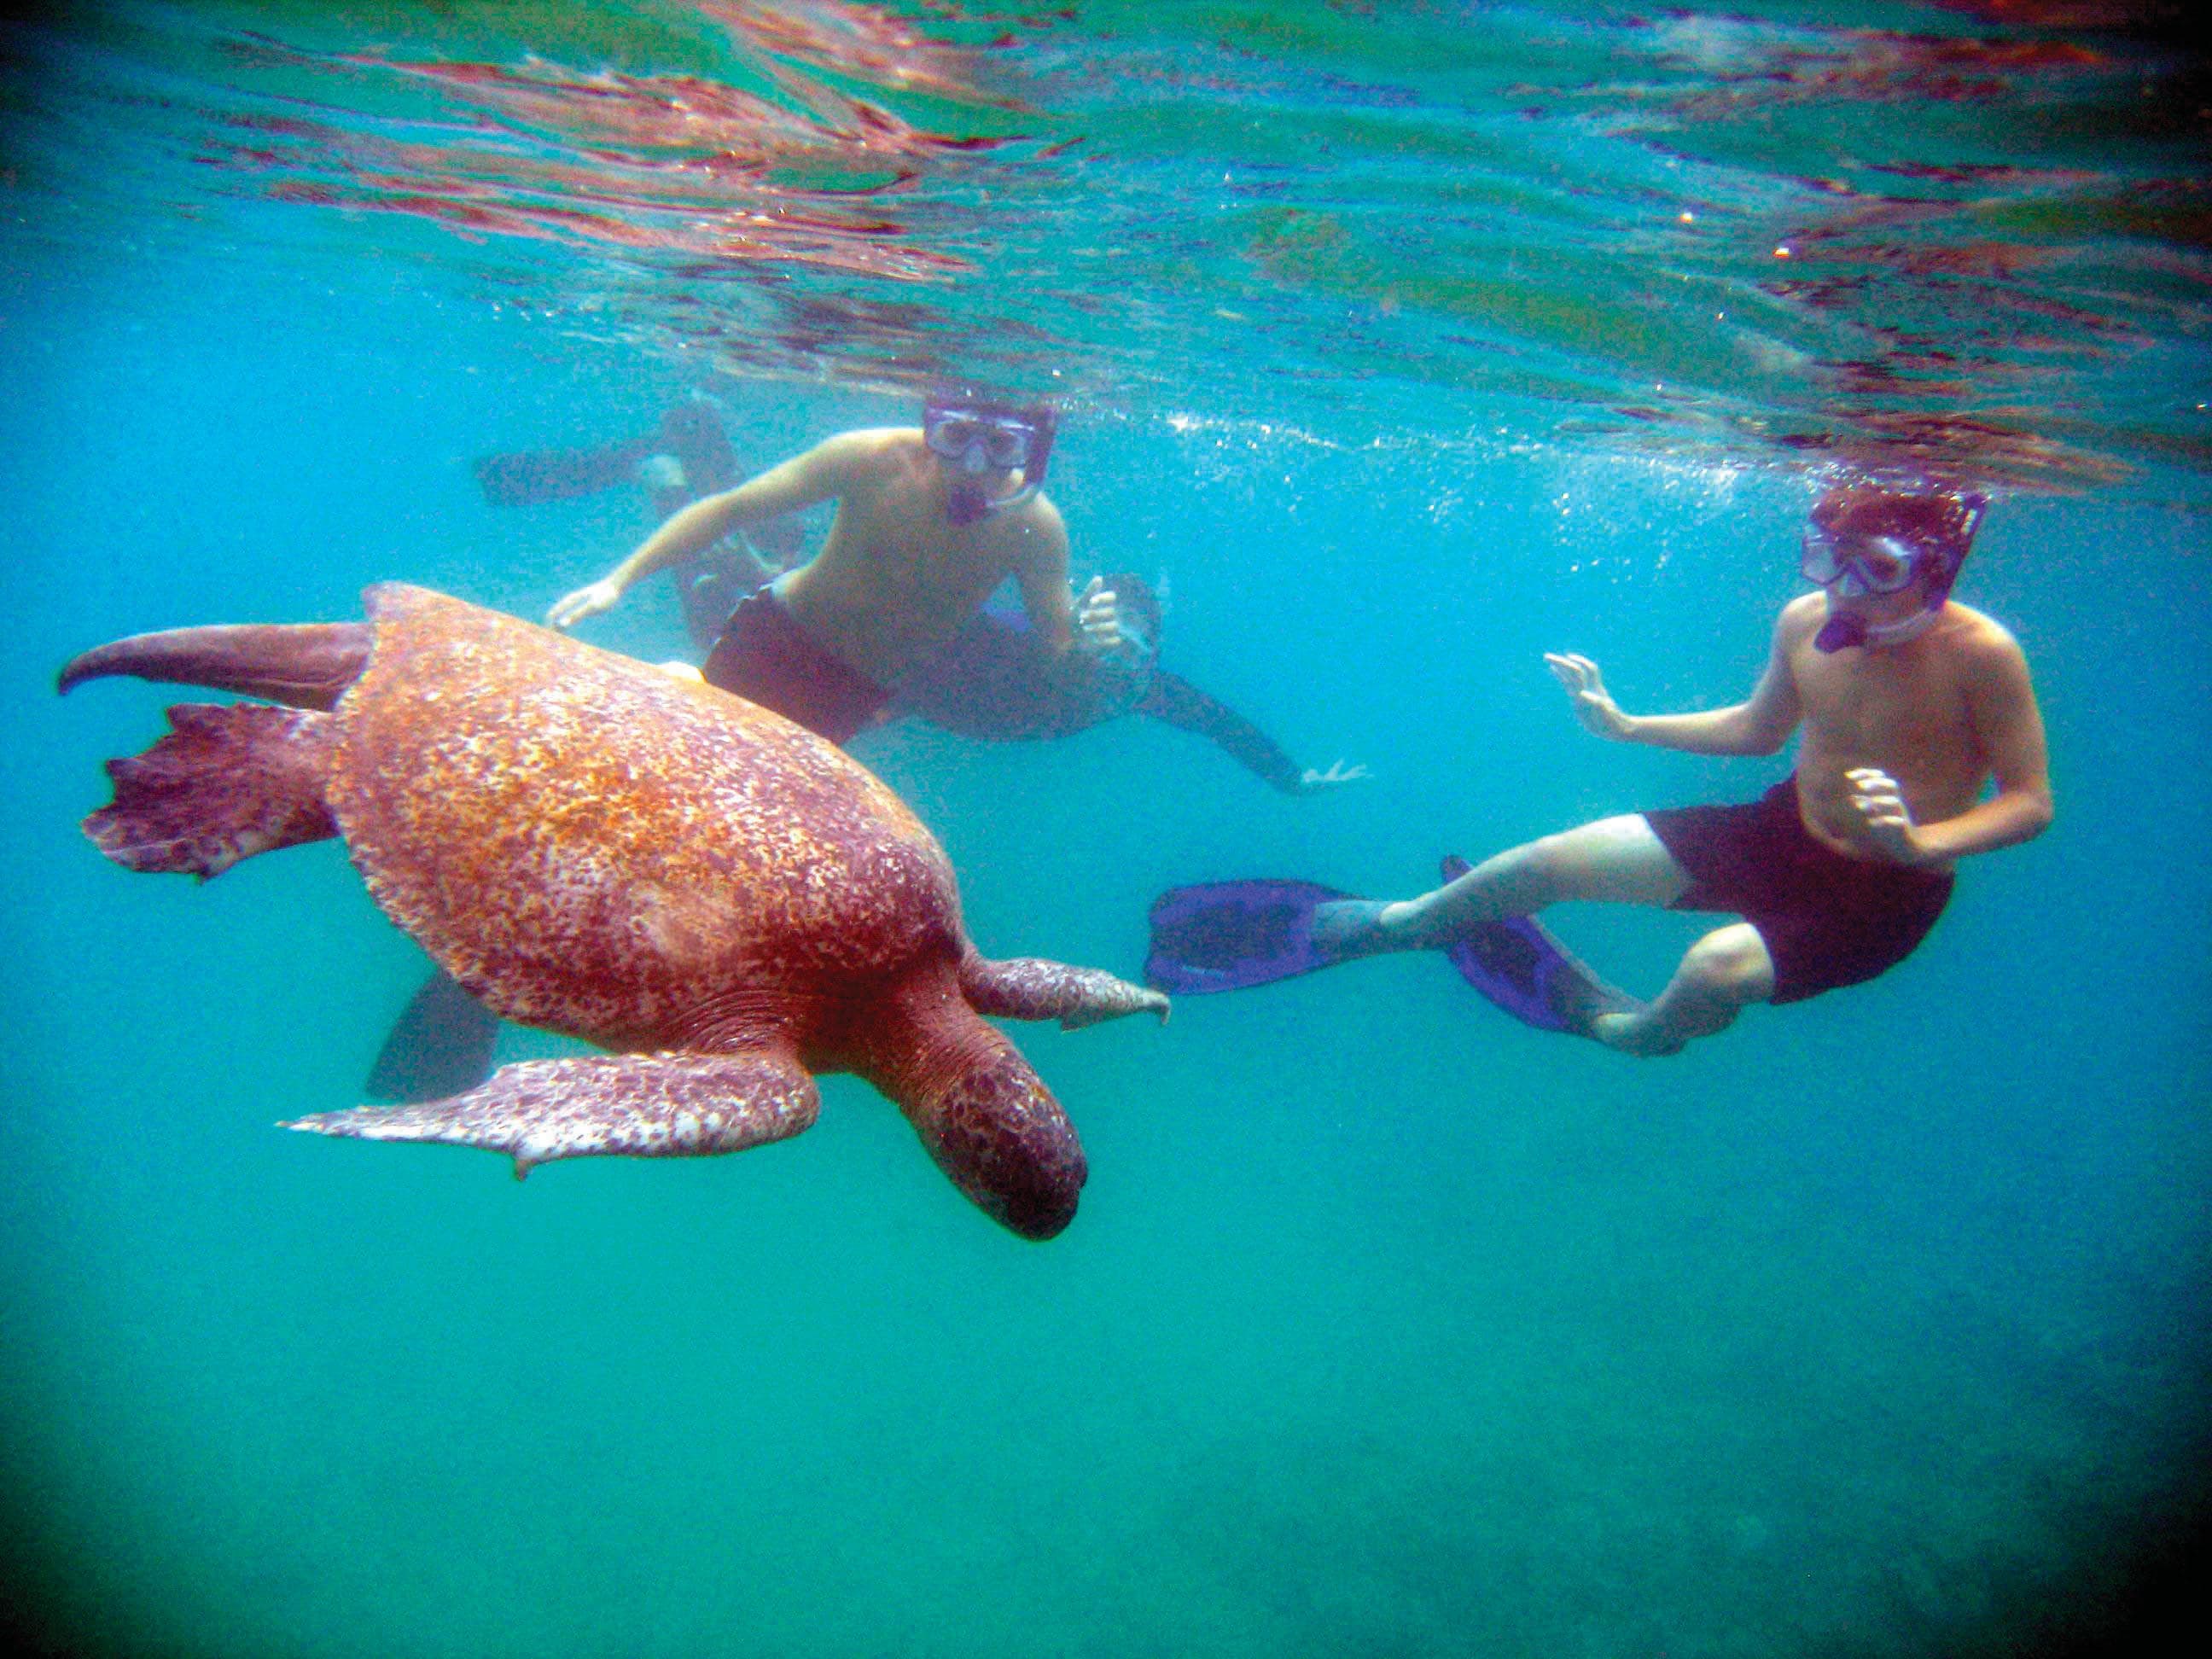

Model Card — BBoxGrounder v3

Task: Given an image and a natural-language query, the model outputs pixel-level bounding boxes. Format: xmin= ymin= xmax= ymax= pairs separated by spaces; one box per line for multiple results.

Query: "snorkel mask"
xmin=923 ymin=394 xmax=1057 ymax=527
xmin=1803 ymin=480 xmax=1988 ymax=653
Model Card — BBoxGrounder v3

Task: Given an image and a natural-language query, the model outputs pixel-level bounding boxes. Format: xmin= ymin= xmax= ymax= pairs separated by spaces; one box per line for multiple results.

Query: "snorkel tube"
xmin=1809 ymin=480 xmax=1989 ymax=654
xmin=924 ymin=392 xmax=1057 ymax=526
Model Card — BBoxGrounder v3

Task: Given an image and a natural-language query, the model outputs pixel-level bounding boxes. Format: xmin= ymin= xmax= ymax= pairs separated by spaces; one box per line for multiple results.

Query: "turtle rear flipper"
xmin=286 ymin=1048 xmax=820 ymax=1179
xmin=85 ymin=702 xmax=338 ymax=878
xmin=57 ymin=621 xmax=371 ymax=708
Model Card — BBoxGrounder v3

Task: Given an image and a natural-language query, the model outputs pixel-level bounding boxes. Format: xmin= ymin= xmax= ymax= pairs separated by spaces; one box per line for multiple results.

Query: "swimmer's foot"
xmin=1437 ymin=856 xmax=1641 ymax=1039
xmin=1551 ymin=962 xmax=1645 ymax=1043
xmin=1589 ymin=1009 xmax=1683 ymax=1057
xmin=1310 ymin=899 xmax=1395 ymax=963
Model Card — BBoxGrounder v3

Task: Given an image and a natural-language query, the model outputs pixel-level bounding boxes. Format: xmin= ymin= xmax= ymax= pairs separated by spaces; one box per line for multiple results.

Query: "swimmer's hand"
xmin=1847 ymin=767 xmax=1934 ymax=866
xmin=1545 ymin=652 xmax=1633 ymax=741
xmin=1298 ymin=760 xmax=1371 ymax=793
xmin=634 ymin=452 xmax=687 ymax=492
xmin=1075 ymin=575 xmax=1132 ymax=656
xmin=548 ymin=575 xmax=626 ymax=631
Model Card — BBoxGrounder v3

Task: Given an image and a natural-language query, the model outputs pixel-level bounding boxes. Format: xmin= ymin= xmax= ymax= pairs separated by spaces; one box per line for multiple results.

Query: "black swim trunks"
xmin=1644 ymin=778 xmax=1954 ymax=1004
xmin=701 ymin=587 xmax=891 ymax=746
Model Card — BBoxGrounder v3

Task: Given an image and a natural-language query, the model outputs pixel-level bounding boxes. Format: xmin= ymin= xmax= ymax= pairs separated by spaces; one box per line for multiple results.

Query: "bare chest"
xmin=1791 ymin=639 xmax=1978 ymax=765
xmin=839 ymin=482 xmax=1017 ymax=591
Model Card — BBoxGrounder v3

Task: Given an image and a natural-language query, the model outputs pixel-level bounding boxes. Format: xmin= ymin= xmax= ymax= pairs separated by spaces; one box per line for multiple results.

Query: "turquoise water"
xmin=4 ymin=4 xmax=2209 ymax=1656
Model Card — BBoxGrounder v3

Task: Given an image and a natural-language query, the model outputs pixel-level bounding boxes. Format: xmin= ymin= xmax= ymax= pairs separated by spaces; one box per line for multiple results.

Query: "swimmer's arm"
xmin=622 ymin=432 xmax=876 ymax=581
xmin=1549 ymin=604 xmax=1803 ymax=756
xmin=1900 ymin=633 xmax=2054 ymax=864
xmin=718 ymin=533 xmax=781 ymax=591
xmin=1011 ymin=501 xmax=1078 ymax=655
xmin=547 ymin=429 xmax=884 ymax=627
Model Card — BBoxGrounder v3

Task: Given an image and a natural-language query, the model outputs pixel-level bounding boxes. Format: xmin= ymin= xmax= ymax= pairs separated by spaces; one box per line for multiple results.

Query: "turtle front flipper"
xmin=959 ymin=952 xmax=1170 ymax=1030
xmin=284 ymin=1048 xmax=819 ymax=1179
xmin=365 ymin=968 xmax=501 ymax=1103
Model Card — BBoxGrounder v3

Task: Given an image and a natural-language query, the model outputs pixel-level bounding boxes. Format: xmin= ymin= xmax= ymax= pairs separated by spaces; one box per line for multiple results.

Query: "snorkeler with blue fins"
xmin=493 ymin=393 xmax=1359 ymax=790
xmin=1147 ymin=477 xmax=2054 ymax=1057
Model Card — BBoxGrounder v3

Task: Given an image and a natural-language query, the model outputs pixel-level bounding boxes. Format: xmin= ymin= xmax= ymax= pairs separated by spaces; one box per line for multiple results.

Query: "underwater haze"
xmin=3 ymin=3 xmax=2209 ymax=1656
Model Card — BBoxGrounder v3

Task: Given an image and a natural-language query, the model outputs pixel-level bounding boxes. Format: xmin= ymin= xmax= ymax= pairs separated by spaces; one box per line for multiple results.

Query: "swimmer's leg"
xmin=1335 ymin=815 xmax=1691 ymax=953
xmin=1591 ymin=922 xmax=1774 ymax=1057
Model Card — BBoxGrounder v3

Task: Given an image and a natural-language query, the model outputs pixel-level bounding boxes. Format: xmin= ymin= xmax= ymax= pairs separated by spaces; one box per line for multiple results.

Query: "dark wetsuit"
xmin=892 ymin=576 xmax=1313 ymax=794
xmin=1645 ymin=777 xmax=1954 ymax=1004
xmin=894 ymin=595 xmax=1151 ymax=741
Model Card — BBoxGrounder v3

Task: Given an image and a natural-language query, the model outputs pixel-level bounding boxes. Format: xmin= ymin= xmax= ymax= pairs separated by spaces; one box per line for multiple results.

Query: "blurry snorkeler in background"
xmin=1147 ymin=476 xmax=2052 ymax=1057
xmin=547 ymin=389 xmax=1115 ymax=745
xmin=522 ymin=393 xmax=1360 ymax=788
xmin=471 ymin=399 xmax=808 ymax=653
xmin=888 ymin=570 xmax=1365 ymax=795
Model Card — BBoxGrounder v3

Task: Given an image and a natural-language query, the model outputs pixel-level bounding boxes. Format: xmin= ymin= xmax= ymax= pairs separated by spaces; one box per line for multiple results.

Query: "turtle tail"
xmin=57 ymin=621 xmax=372 ymax=710
xmin=860 ymin=970 xmax=1089 ymax=1240
xmin=958 ymin=951 xmax=1171 ymax=1030
xmin=84 ymin=703 xmax=338 ymax=878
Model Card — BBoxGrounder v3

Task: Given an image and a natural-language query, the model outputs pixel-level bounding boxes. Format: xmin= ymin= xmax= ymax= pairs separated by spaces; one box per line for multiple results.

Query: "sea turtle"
xmin=58 ymin=584 xmax=1167 ymax=1239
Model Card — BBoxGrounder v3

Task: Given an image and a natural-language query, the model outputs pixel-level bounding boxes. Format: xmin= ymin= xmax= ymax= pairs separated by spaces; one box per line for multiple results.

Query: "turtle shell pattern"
xmin=326 ymin=584 xmax=960 ymax=1051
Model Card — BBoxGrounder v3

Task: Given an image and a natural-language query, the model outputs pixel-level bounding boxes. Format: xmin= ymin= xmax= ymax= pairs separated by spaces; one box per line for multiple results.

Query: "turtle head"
xmin=905 ymin=1038 xmax=1086 ymax=1240
xmin=859 ymin=973 xmax=1087 ymax=1239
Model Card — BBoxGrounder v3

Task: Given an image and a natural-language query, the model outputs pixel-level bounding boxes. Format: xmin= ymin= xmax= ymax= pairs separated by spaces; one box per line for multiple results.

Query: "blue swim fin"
xmin=1144 ymin=879 xmax=1377 ymax=993
xmin=1437 ymin=857 xmax=1640 ymax=1037
xmin=1145 ymin=865 xmax=1642 ymax=1037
